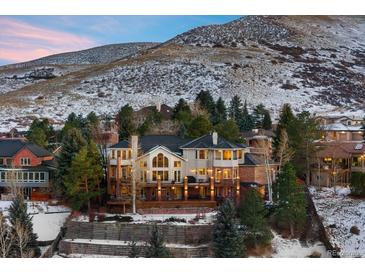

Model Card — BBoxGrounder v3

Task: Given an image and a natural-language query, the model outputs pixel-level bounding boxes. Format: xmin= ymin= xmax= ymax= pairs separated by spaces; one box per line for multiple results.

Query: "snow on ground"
xmin=73 ymin=212 xmax=216 ymax=225
xmin=310 ymin=187 xmax=365 ymax=257
xmin=0 ymin=200 xmax=71 ymax=241
xmin=270 ymin=231 xmax=329 ymax=258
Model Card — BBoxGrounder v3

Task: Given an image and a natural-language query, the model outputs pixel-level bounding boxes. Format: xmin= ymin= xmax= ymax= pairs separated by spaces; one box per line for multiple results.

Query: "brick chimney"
xmin=212 ymin=131 xmax=218 ymax=146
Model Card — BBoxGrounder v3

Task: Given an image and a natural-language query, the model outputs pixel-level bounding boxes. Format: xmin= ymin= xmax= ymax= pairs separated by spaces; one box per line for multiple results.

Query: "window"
xmin=152 ymin=170 xmax=169 ymax=181
xmin=215 ymin=169 xmax=222 ymax=182
xmin=174 ymin=161 xmax=181 ymax=168
xmin=121 ymin=166 xmax=132 ymax=180
xmin=233 ymin=150 xmax=237 ymax=160
xmin=21 ymin=158 xmax=30 ymax=166
xmin=6 ymin=159 xmax=12 ymax=166
xmin=223 ymin=169 xmax=232 ymax=179
xmin=197 ymin=150 xmax=207 ymax=159
xmin=153 ymin=153 xmax=168 ymax=168
xmin=140 ymin=161 xmax=147 ymax=168
xmin=140 ymin=170 xmax=147 ymax=182
xmin=122 ymin=150 xmax=127 ymax=160
xmin=197 ymin=168 xmax=206 ymax=176
xmin=238 ymin=150 xmax=243 ymax=159
xmin=0 ymin=158 xmax=3 ymax=165
xmin=174 ymin=170 xmax=181 ymax=182
xmin=223 ymin=150 xmax=232 ymax=160
xmin=215 ymin=150 xmax=222 ymax=160
xmin=111 ymin=150 xmax=115 ymax=159
xmin=128 ymin=150 xmax=132 ymax=159
xmin=117 ymin=150 xmax=121 ymax=158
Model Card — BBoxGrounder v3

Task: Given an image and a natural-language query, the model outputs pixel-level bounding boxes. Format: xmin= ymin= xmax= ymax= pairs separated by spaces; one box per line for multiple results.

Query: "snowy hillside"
xmin=0 ymin=16 xmax=364 ymax=131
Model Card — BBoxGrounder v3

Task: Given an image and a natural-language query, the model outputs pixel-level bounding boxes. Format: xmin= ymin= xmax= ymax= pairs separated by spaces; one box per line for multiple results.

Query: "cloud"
xmin=0 ymin=17 xmax=96 ymax=63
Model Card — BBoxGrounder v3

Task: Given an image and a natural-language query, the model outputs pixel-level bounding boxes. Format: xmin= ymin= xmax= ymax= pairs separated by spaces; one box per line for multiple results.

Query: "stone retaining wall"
xmin=59 ymin=240 xmax=211 ymax=258
xmin=65 ymin=221 xmax=213 ymax=245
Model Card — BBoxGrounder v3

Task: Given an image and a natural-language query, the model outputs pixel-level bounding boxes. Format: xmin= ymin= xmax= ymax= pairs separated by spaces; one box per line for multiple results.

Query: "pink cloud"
xmin=0 ymin=17 xmax=96 ymax=63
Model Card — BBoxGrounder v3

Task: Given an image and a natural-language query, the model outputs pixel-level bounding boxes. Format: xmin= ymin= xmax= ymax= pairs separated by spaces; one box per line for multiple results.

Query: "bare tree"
xmin=0 ymin=213 xmax=14 ymax=258
xmin=275 ymin=129 xmax=294 ymax=172
xmin=13 ymin=220 xmax=33 ymax=258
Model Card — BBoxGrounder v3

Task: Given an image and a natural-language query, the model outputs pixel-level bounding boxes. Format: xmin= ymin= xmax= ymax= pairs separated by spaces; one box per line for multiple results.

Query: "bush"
xmin=163 ymin=217 xmax=186 ymax=223
xmin=102 ymin=215 xmax=133 ymax=222
xmin=350 ymin=172 xmax=365 ymax=196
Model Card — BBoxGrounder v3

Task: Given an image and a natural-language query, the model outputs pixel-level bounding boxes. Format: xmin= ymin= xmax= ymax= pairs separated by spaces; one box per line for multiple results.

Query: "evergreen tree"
xmin=116 ymin=104 xmax=136 ymax=140
xmin=64 ymin=142 xmax=103 ymax=211
xmin=273 ymin=163 xmax=307 ymax=237
xmin=213 ymin=97 xmax=227 ymax=125
xmin=252 ymin=104 xmax=266 ymax=128
xmin=240 ymin=100 xmax=254 ymax=131
xmin=27 ymin=127 xmax=48 ymax=148
xmin=262 ymin=111 xmax=272 ymax=130
xmin=229 ymin=95 xmax=243 ymax=122
xmin=214 ymin=120 xmax=241 ymax=143
xmin=145 ymin=224 xmax=171 ymax=258
xmin=56 ymin=128 xmax=87 ymax=195
xmin=239 ymin=189 xmax=273 ymax=248
xmin=213 ymin=199 xmax=245 ymax=258
xmin=195 ymin=90 xmax=215 ymax=116
xmin=26 ymin=118 xmax=54 ymax=148
xmin=273 ymin=104 xmax=295 ymax=157
xmin=361 ymin=116 xmax=365 ymax=141
xmin=187 ymin=115 xmax=212 ymax=138
xmin=8 ymin=195 xmax=38 ymax=257
xmin=173 ymin=98 xmax=191 ymax=119
xmin=61 ymin=112 xmax=91 ymax=141
xmin=288 ymin=111 xmax=320 ymax=183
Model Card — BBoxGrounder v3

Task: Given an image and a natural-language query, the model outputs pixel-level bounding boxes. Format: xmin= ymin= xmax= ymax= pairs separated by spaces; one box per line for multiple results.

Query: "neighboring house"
xmin=0 ymin=139 xmax=56 ymax=200
xmin=106 ymin=132 xmax=275 ymax=212
xmin=309 ymin=115 xmax=365 ymax=187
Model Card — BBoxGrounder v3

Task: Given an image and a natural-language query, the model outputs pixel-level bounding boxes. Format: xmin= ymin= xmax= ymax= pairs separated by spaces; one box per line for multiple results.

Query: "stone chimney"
xmin=131 ymin=135 xmax=138 ymax=160
xmin=212 ymin=131 xmax=218 ymax=146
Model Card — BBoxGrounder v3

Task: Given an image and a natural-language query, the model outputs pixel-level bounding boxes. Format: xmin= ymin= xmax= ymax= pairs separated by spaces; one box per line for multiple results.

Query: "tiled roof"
xmin=180 ymin=133 xmax=246 ymax=149
xmin=0 ymin=139 xmax=52 ymax=157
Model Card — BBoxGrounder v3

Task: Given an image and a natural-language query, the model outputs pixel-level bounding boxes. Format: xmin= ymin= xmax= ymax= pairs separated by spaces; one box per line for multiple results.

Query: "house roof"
xmin=321 ymin=123 xmax=362 ymax=132
xmin=109 ymin=135 xmax=190 ymax=153
xmin=0 ymin=139 xmax=52 ymax=158
xmin=180 ymin=133 xmax=246 ymax=149
xmin=134 ymin=104 xmax=173 ymax=120
xmin=315 ymin=142 xmax=365 ymax=158
xmin=242 ymin=153 xmax=276 ymax=166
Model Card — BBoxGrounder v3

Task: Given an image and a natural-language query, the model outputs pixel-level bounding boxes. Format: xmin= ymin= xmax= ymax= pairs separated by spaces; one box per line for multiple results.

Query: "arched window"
xmin=152 ymin=153 xmax=169 ymax=168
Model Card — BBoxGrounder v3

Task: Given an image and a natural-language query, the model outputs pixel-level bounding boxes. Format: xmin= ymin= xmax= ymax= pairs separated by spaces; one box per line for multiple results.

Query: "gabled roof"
xmin=180 ymin=133 xmax=246 ymax=149
xmin=109 ymin=135 xmax=190 ymax=153
xmin=137 ymin=145 xmax=186 ymax=161
xmin=0 ymin=139 xmax=52 ymax=158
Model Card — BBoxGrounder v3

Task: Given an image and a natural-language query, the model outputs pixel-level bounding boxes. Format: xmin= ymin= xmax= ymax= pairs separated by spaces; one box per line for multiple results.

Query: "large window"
xmin=197 ymin=168 xmax=206 ymax=176
xmin=174 ymin=161 xmax=181 ymax=168
xmin=215 ymin=168 xmax=222 ymax=182
xmin=223 ymin=150 xmax=232 ymax=160
xmin=152 ymin=170 xmax=169 ymax=181
xmin=238 ymin=150 xmax=243 ymax=159
xmin=174 ymin=170 xmax=181 ymax=182
xmin=196 ymin=150 xmax=208 ymax=159
xmin=153 ymin=153 xmax=169 ymax=168
xmin=223 ymin=169 xmax=232 ymax=179
xmin=215 ymin=150 xmax=222 ymax=160
xmin=0 ymin=171 xmax=48 ymax=183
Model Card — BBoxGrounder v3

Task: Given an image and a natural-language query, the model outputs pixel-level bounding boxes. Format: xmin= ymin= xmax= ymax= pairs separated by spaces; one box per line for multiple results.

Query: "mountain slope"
xmin=0 ymin=16 xmax=364 ymax=131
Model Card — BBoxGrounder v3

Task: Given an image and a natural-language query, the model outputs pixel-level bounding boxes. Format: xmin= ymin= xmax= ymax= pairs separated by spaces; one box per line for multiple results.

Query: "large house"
xmin=0 ymin=138 xmax=56 ymax=200
xmin=310 ymin=115 xmax=365 ymax=187
xmin=106 ymin=132 xmax=277 ymax=212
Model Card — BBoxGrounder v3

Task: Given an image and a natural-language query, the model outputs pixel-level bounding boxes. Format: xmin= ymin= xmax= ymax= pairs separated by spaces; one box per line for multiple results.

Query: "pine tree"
xmin=56 ymin=128 xmax=86 ymax=195
xmin=64 ymin=142 xmax=103 ymax=211
xmin=8 ymin=195 xmax=38 ymax=257
xmin=173 ymin=98 xmax=191 ymax=119
xmin=239 ymin=189 xmax=273 ymax=248
xmin=145 ymin=224 xmax=171 ymax=258
xmin=273 ymin=163 xmax=307 ymax=237
xmin=252 ymin=104 xmax=266 ymax=128
xmin=240 ymin=100 xmax=254 ymax=131
xmin=26 ymin=118 xmax=54 ymax=148
xmin=195 ymin=90 xmax=215 ymax=116
xmin=262 ymin=111 xmax=272 ymax=130
xmin=116 ymin=104 xmax=136 ymax=140
xmin=213 ymin=97 xmax=227 ymax=125
xmin=229 ymin=95 xmax=243 ymax=122
xmin=361 ymin=116 xmax=365 ymax=141
xmin=187 ymin=115 xmax=212 ymax=138
xmin=213 ymin=199 xmax=245 ymax=258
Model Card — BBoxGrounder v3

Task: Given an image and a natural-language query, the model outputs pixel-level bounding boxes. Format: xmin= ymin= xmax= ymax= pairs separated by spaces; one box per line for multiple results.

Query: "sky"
xmin=0 ymin=15 xmax=241 ymax=65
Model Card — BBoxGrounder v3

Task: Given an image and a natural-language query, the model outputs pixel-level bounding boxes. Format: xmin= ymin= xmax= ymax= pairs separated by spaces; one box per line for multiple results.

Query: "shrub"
xmin=102 ymin=215 xmax=133 ymax=222
xmin=350 ymin=172 xmax=365 ymax=196
xmin=163 ymin=217 xmax=186 ymax=223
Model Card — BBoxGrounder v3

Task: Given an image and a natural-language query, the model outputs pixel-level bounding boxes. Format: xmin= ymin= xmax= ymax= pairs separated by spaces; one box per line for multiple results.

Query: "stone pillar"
xmin=184 ymin=176 xmax=188 ymax=201
xmin=210 ymin=176 xmax=215 ymax=201
xmin=157 ymin=175 xmax=162 ymax=201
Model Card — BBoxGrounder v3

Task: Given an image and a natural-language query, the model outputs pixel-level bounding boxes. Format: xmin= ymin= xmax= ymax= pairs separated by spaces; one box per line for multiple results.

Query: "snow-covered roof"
xmin=321 ymin=123 xmax=362 ymax=132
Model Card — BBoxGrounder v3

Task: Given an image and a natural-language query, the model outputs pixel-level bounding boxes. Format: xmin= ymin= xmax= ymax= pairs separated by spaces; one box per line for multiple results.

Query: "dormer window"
xmin=21 ymin=158 xmax=30 ymax=166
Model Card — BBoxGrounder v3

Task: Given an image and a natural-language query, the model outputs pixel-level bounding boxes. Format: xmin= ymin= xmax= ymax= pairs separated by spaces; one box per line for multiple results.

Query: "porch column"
xmin=210 ymin=176 xmax=215 ymax=201
xmin=157 ymin=176 xmax=162 ymax=201
xmin=184 ymin=176 xmax=188 ymax=201
xmin=235 ymin=176 xmax=240 ymax=204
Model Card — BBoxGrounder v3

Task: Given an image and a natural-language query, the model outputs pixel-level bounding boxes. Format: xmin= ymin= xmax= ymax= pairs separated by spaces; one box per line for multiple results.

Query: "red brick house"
xmin=0 ymin=138 xmax=56 ymax=200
